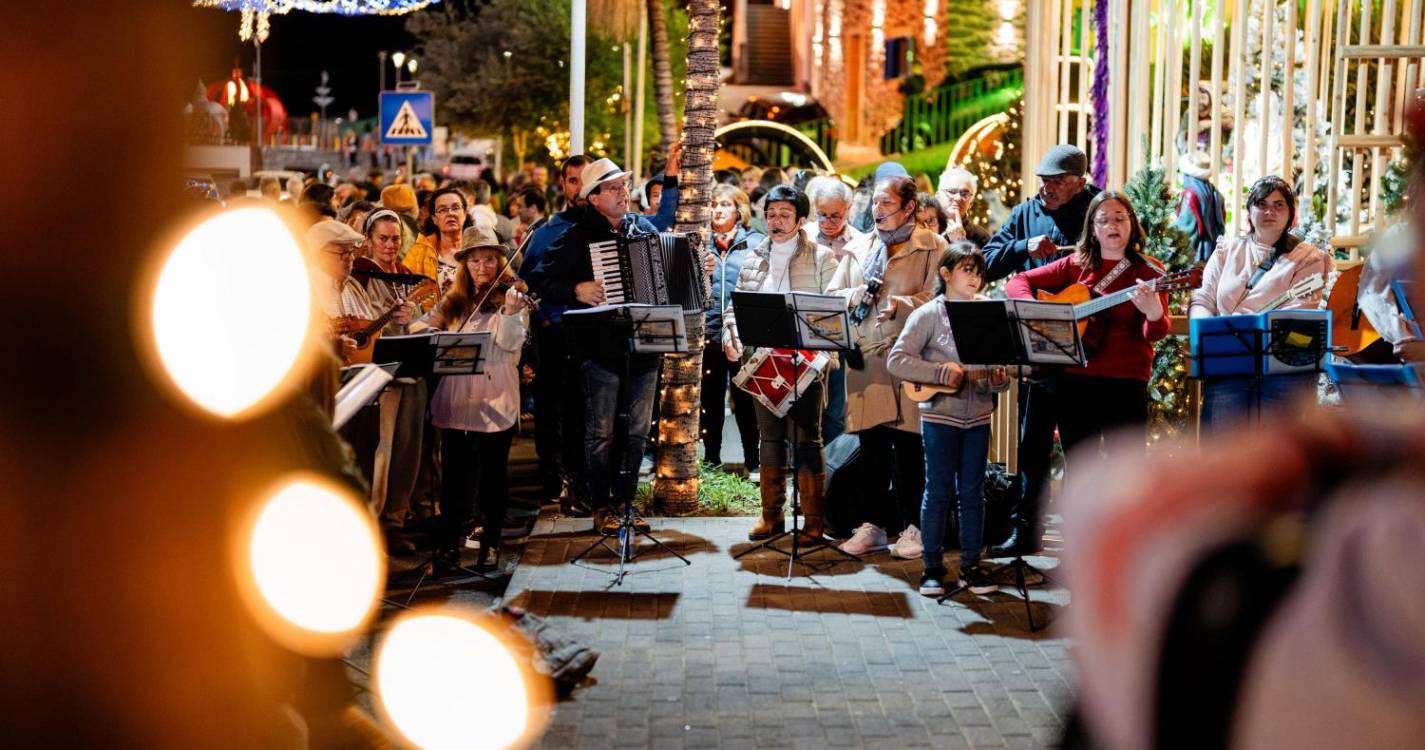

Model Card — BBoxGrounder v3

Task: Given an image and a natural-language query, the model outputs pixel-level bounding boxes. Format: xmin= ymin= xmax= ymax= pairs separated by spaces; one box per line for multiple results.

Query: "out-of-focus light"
xmin=146 ymin=207 xmax=311 ymax=419
xmin=234 ymin=474 xmax=384 ymax=655
xmin=376 ymin=610 xmax=549 ymax=750
xmin=392 ymin=51 xmax=407 ymax=69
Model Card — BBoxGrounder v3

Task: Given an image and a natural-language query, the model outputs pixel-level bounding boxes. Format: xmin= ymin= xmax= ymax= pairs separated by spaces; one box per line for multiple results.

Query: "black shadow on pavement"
xmin=745 ymin=583 xmax=914 ymax=618
xmin=506 ymin=590 xmax=680 ymax=620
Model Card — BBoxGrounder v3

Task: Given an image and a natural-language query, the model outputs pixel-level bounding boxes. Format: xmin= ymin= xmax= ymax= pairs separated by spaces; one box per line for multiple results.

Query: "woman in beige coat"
xmin=722 ymin=185 xmax=839 ymax=541
xmin=827 ymin=174 xmax=947 ymax=556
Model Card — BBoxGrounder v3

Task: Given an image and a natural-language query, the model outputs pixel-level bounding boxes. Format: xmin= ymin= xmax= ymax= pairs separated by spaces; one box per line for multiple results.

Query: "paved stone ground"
xmin=504 ymin=516 xmax=1074 ymax=750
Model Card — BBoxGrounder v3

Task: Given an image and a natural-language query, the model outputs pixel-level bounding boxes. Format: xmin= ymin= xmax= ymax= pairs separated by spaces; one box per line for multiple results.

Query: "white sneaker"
xmin=838 ymin=523 xmax=889 ymax=555
xmin=891 ymin=525 xmax=923 ymax=559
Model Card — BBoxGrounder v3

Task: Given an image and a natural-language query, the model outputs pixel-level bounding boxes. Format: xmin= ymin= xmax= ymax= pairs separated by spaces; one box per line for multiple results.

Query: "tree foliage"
xmin=407 ymin=0 xmax=625 ymax=163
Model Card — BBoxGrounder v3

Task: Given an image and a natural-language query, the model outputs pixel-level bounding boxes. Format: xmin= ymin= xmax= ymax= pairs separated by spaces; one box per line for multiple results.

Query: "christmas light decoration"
xmin=195 ymin=1 xmax=440 ymax=41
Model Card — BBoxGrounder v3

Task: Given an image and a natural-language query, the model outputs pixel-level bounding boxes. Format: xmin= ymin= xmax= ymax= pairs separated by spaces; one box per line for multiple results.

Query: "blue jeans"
xmin=1201 ymin=373 xmax=1315 ymax=432
xmin=920 ymin=422 xmax=991 ymax=570
xmin=582 ymin=357 xmax=659 ymax=511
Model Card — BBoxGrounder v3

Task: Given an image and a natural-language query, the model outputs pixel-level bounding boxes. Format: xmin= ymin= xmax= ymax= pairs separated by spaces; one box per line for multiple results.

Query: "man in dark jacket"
xmin=982 ymin=145 xmax=1100 ymax=282
xmin=981 ymin=145 xmax=1100 ymax=557
xmin=526 ymin=158 xmax=665 ymax=534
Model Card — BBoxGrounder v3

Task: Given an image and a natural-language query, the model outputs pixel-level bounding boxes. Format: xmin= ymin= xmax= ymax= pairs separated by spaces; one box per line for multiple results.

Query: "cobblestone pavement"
xmin=503 ymin=516 xmax=1074 ymax=750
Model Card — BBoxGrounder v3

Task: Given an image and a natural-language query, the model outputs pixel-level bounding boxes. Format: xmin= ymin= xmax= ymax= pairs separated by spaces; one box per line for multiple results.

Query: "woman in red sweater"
xmin=1006 ymin=190 xmax=1169 ymax=462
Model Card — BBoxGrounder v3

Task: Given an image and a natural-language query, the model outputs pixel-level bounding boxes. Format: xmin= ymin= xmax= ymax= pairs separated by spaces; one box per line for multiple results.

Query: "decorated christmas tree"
xmin=1122 ymin=148 xmax=1193 ymax=448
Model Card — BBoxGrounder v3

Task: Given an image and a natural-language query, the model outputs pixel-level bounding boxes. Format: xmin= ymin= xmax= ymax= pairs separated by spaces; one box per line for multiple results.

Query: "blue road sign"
xmin=379 ymin=91 xmax=434 ymax=146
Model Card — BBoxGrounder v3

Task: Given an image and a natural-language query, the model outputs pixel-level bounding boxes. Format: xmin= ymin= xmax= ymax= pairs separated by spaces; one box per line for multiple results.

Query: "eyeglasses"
xmin=326 ymin=247 xmax=357 ymax=258
xmin=939 ymin=188 xmax=974 ymax=199
xmin=816 ymin=211 xmax=846 ymax=222
xmin=1093 ymin=212 xmax=1131 ymax=226
xmin=433 ymin=205 xmax=464 ymax=215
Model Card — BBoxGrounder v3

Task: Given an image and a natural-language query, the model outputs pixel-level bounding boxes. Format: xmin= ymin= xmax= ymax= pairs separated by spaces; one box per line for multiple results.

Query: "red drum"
xmin=732 ymin=347 xmax=830 ymax=417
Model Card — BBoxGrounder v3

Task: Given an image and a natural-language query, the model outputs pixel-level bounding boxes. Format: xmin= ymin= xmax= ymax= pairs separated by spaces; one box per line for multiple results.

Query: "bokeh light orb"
xmin=149 ymin=207 xmax=311 ymax=419
xmin=235 ymin=474 xmax=384 ymax=655
xmin=375 ymin=611 xmax=545 ymax=750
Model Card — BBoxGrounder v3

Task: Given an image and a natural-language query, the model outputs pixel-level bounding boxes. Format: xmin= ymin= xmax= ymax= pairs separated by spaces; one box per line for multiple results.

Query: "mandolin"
xmin=1258 ymin=274 xmax=1325 ymax=313
xmin=1034 ymin=262 xmax=1204 ymax=351
xmin=1326 ymin=263 xmax=1387 ymax=360
xmin=330 ymin=282 xmax=440 ymax=365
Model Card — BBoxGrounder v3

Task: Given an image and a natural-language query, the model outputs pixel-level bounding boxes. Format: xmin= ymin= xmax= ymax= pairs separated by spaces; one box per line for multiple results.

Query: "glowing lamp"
xmin=375 ymin=610 xmax=551 ymax=750
xmin=233 ymin=474 xmax=385 ymax=655
xmin=144 ymin=207 xmax=312 ymax=419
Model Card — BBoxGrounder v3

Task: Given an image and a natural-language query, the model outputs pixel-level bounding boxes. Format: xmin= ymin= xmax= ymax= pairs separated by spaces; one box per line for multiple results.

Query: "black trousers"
xmin=700 ymin=338 xmax=760 ymax=468
xmin=1012 ymin=379 xmax=1060 ymax=531
xmin=854 ymin=425 xmax=925 ymax=534
xmin=1056 ymin=375 xmax=1148 ymax=466
xmin=532 ymin=323 xmax=586 ymax=500
xmin=438 ymin=427 xmax=515 ymax=551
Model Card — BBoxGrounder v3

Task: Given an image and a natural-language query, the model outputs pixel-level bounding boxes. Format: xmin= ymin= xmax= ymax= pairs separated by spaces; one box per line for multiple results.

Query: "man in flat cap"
xmin=981 ymin=144 xmax=1100 ymax=558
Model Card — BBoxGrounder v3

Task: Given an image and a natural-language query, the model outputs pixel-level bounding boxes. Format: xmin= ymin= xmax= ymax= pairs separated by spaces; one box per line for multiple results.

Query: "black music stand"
xmin=936 ymin=300 xmax=1082 ymax=631
xmin=564 ymin=305 xmax=693 ymax=587
xmin=729 ymin=291 xmax=860 ymax=579
xmin=374 ymin=334 xmax=500 ymax=605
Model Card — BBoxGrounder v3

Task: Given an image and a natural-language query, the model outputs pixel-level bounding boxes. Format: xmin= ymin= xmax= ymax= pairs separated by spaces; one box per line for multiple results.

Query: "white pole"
xmin=571 ymin=0 xmax=587 ymax=154
xmin=254 ymin=38 xmax=264 ymax=151
xmin=633 ymin=0 xmax=648 ymax=181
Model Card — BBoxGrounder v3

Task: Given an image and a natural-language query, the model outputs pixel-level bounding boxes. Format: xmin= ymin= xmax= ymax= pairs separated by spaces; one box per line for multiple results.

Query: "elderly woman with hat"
xmin=413 ymin=225 xmax=535 ymax=570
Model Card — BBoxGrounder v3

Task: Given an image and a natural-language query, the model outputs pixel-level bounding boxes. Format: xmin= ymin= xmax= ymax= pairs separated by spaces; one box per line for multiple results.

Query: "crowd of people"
xmin=216 ymin=134 xmax=1420 ymax=600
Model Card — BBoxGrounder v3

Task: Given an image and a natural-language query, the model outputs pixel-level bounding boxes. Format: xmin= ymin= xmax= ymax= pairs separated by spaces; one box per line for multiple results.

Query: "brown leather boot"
xmin=797 ymin=470 xmax=828 ymax=540
xmin=748 ymin=465 xmax=786 ymax=540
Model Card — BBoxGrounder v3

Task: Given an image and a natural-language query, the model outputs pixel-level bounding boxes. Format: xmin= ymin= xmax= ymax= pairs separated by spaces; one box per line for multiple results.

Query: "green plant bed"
xmin=634 ymin=463 xmax=761 ymax=516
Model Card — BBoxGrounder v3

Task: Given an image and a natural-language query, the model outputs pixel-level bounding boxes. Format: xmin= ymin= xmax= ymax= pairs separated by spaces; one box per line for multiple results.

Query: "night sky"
xmin=190 ymin=6 xmax=421 ymax=121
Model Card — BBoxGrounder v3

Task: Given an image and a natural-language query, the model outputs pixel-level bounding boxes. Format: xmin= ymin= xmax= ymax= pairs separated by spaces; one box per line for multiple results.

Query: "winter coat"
xmin=721 ymin=232 xmax=837 ymax=344
xmin=826 ymin=225 xmax=948 ymax=433
xmin=705 ymin=224 xmax=765 ymax=340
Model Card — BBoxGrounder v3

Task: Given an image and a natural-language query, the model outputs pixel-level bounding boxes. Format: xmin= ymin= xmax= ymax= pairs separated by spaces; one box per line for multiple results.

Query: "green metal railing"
xmin=879 ymin=66 xmax=1024 ymax=156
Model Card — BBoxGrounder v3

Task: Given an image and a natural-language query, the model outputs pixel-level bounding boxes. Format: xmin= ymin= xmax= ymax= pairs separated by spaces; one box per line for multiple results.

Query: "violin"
xmin=473 ymin=277 xmax=540 ymax=314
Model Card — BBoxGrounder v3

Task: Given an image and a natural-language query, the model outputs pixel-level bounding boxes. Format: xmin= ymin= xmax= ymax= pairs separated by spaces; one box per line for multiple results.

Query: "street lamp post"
xmin=378 ymin=50 xmax=388 ymax=92
xmin=392 ymin=51 xmax=406 ymax=87
xmin=407 ymin=58 xmax=418 ymax=81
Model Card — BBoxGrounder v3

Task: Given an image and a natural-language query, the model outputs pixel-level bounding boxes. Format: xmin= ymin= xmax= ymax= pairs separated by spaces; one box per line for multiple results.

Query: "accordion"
xmin=589 ymin=231 xmax=708 ymax=312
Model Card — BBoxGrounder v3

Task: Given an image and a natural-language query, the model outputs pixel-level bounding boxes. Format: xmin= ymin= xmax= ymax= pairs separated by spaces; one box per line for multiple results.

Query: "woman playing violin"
xmin=413 ymin=225 xmax=536 ymax=570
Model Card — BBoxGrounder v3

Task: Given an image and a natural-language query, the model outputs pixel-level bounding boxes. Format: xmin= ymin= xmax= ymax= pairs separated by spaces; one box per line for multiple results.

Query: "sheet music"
xmin=432 ymin=332 xmax=491 ymax=375
xmin=1011 ymin=299 xmax=1083 ymax=365
xmin=790 ymin=291 xmax=852 ymax=349
xmin=333 ymin=364 xmax=394 ymax=429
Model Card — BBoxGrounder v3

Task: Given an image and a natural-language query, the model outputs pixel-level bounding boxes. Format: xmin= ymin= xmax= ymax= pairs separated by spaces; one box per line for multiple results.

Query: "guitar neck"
xmin=1074 ymin=282 xmax=1150 ymax=319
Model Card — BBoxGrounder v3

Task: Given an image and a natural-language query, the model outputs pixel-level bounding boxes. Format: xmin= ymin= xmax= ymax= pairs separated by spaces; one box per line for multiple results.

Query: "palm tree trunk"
xmin=647 ymin=0 xmax=677 ymax=146
xmin=652 ymin=0 xmax=720 ymax=514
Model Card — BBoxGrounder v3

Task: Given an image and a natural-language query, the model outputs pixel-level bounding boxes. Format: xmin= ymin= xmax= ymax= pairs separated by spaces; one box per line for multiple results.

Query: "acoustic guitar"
xmin=1258 ymin=274 xmax=1325 ymax=313
xmin=1326 ymin=264 xmax=1388 ymax=360
xmin=330 ymin=281 xmax=439 ymax=365
xmin=1033 ymin=262 xmax=1205 ymax=351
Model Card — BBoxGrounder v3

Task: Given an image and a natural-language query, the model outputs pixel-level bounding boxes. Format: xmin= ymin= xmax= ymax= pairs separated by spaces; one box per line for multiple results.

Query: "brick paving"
xmin=503 ymin=515 xmax=1074 ymax=750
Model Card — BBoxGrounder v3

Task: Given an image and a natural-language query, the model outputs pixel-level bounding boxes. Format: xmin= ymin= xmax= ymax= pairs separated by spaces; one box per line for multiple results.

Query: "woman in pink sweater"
xmin=1006 ymin=191 xmax=1170 ymax=467
xmin=1188 ymin=175 xmax=1329 ymax=430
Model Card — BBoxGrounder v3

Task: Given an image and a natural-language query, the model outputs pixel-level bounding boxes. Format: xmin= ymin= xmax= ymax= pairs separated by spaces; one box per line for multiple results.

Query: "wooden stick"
xmin=1258 ymin=0 xmax=1273 ymax=180
xmin=1128 ymin=0 xmax=1151 ymax=178
xmin=1166 ymin=0 xmax=1184 ymax=168
xmin=1394 ymin=0 xmax=1423 ymax=138
xmin=1079 ymin=0 xmax=1091 ymax=147
xmin=1059 ymin=0 xmax=1074 ymax=143
xmin=1326 ymin=0 xmax=1350 ymax=248
xmin=1282 ymin=0 xmax=1296 ymax=186
xmin=1189 ymin=0 xmax=1203 ymax=165
xmin=1152 ymin=0 xmax=1168 ymax=163
xmin=1210 ymin=0 xmax=1226 ymax=180
xmin=1351 ymin=0 xmax=1372 ymax=242
xmin=1231 ymin=0 xmax=1248 ymax=234
xmin=1371 ymin=0 xmax=1397 ymax=224
xmin=1302 ymin=0 xmax=1321 ymax=204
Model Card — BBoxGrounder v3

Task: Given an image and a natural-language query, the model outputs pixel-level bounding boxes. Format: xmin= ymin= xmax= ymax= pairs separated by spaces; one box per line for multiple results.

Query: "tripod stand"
xmin=728 ymin=291 xmax=859 ymax=578
xmin=564 ymin=305 xmax=693 ymax=586
xmin=938 ymin=554 xmax=1061 ymax=632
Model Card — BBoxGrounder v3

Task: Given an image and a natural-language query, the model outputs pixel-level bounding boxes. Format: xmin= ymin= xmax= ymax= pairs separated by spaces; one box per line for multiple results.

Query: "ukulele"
xmin=901 ymin=381 xmax=959 ymax=402
xmin=330 ymin=281 xmax=440 ymax=365
xmin=1034 ymin=262 xmax=1205 ymax=352
xmin=1326 ymin=263 xmax=1388 ymax=360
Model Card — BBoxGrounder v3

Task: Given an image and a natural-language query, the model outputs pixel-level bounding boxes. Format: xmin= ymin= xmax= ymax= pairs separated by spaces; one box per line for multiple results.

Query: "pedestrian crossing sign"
xmin=379 ymin=91 xmax=434 ymax=145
